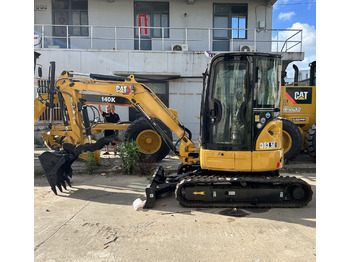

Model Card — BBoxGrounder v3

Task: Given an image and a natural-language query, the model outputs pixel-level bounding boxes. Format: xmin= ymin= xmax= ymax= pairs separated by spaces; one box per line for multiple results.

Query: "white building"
xmin=34 ymin=0 xmax=304 ymax=141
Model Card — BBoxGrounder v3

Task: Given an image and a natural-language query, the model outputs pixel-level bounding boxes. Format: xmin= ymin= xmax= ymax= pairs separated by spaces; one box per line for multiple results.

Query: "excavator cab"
xmin=200 ymin=52 xmax=283 ymax=172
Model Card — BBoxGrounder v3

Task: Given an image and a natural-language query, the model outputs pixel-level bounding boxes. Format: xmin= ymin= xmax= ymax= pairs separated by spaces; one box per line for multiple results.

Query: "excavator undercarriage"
xmin=144 ymin=166 xmax=312 ymax=208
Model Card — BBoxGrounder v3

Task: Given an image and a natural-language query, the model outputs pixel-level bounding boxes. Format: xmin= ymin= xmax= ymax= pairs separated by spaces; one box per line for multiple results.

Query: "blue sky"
xmin=273 ymin=0 xmax=316 ymax=29
xmin=272 ymin=0 xmax=316 ymax=78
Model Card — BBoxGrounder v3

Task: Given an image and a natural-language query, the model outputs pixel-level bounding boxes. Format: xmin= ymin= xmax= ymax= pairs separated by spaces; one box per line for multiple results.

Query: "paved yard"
xmin=34 ymin=171 xmax=316 ymax=262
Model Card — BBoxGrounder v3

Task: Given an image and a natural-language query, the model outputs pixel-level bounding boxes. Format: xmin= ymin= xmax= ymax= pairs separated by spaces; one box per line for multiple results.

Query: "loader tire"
xmin=125 ymin=117 xmax=172 ymax=162
xmin=305 ymin=124 xmax=316 ymax=158
xmin=282 ymin=118 xmax=302 ymax=161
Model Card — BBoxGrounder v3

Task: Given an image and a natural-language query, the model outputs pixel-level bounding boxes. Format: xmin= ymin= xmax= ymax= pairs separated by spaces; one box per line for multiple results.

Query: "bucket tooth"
xmin=61 ymin=181 xmax=67 ymax=191
xmin=51 ymin=185 xmax=58 ymax=195
xmin=65 ymin=177 xmax=72 ymax=187
xmin=57 ymin=183 xmax=63 ymax=193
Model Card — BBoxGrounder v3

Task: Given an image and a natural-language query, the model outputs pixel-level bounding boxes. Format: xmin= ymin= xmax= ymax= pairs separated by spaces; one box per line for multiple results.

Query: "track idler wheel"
xmin=287 ymin=184 xmax=308 ymax=201
xmin=292 ymin=186 xmax=305 ymax=200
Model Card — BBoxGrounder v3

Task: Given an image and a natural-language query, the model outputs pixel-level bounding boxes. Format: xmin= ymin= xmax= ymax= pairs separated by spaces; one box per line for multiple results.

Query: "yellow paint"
xmin=200 ymin=120 xmax=283 ymax=172
xmin=280 ymin=84 xmax=316 ymax=151
xmin=193 ymin=191 xmax=205 ymax=196
xmin=255 ymin=119 xmax=282 ymax=151
xmin=252 ymin=150 xmax=283 ymax=172
xmin=200 ymin=149 xmax=251 ymax=171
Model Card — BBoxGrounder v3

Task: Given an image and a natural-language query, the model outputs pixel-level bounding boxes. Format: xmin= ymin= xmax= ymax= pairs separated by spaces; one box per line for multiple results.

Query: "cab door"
xmin=200 ymin=56 xmax=253 ymax=171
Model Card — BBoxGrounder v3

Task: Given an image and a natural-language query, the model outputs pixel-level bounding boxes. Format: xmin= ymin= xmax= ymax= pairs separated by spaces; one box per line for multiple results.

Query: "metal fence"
xmin=34 ymin=24 xmax=302 ymax=53
xmin=36 ymin=79 xmax=62 ymax=122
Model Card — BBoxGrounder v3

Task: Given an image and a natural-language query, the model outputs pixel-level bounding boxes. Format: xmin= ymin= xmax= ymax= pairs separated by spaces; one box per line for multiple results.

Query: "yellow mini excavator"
xmin=35 ymin=52 xmax=312 ymax=208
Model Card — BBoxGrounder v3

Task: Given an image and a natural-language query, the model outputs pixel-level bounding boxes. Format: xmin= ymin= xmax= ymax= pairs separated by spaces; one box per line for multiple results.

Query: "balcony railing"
xmin=34 ymin=24 xmax=302 ymax=53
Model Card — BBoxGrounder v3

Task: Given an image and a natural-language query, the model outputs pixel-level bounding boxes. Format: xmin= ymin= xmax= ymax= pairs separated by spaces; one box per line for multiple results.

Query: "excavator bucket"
xmin=39 ymin=150 xmax=75 ymax=195
xmin=39 ymin=136 xmax=118 ymax=195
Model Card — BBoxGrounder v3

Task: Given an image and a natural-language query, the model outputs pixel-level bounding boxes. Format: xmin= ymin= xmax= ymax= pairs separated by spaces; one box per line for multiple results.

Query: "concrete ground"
xmin=34 ymin=150 xmax=316 ymax=262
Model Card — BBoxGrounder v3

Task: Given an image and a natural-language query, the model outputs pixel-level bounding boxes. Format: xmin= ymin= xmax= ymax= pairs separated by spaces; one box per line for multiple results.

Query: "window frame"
xmin=134 ymin=1 xmax=170 ymax=39
xmin=213 ymin=3 xmax=248 ymax=40
xmin=207 ymin=57 xmax=252 ymax=150
xmin=52 ymin=0 xmax=89 ymax=37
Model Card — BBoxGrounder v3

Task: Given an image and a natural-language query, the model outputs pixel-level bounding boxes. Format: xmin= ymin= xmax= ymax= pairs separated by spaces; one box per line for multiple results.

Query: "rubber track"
xmin=175 ymin=174 xmax=313 ymax=208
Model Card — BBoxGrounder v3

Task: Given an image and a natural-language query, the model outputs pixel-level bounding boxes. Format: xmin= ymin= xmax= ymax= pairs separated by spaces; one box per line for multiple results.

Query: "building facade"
xmin=34 ymin=0 xmax=304 ymax=141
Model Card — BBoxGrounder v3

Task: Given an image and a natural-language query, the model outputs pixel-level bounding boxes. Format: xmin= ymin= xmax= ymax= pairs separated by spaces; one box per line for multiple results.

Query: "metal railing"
xmin=36 ymin=79 xmax=63 ymax=122
xmin=34 ymin=24 xmax=302 ymax=53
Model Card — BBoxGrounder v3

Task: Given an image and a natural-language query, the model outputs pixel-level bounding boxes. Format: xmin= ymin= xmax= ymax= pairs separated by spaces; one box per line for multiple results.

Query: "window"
xmin=52 ymin=0 xmax=88 ymax=37
xmin=232 ymin=16 xmax=246 ymax=39
xmin=231 ymin=4 xmax=247 ymax=39
xmin=255 ymin=57 xmax=281 ymax=108
xmin=210 ymin=60 xmax=248 ymax=146
xmin=134 ymin=2 xmax=169 ymax=38
xmin=213 ymin=3 xmax=247 ymax=39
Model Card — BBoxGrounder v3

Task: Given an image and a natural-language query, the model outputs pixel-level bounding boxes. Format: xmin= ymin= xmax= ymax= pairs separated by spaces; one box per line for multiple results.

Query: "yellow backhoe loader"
xmin=280 ymin=62 xmax=316 ymax=160
xmin=35 ymin=52 xmax=312 ymax=208
xmin=34 ymin=62 xmax=175 ymax=164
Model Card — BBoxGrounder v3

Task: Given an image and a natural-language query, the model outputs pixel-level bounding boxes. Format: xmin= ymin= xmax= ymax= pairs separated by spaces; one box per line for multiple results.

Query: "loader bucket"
xmin=39 ymin=151 xmax=74 ymax=195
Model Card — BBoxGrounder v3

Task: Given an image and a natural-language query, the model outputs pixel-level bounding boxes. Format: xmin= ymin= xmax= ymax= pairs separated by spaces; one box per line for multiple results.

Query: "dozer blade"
xmin=144 ymin=166 xmax=182 ymax=208
xmin=144 ymin=166 xmax=166 ymax=208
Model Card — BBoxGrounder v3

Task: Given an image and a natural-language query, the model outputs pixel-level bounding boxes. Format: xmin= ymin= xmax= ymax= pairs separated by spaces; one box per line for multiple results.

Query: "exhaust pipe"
xmin=309 ymin=61 xmax=316 ymax=86
xmin=292 ymin=64 xmax=299 ymax=86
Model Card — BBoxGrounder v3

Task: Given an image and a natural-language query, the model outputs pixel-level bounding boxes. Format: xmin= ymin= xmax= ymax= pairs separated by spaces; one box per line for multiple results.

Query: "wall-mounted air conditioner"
xmin=239 ymin=45 xmax=255 ymax=52
xmin=171 ymin=44 xmax=188 ymax=51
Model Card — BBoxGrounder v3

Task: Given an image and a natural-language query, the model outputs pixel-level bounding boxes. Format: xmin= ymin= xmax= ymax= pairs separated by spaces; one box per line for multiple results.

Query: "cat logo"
xmin=294 ymin=91 xmax=308 ymax=101
xmin=286 ymin=87 xmax=312 ymax=104
xmin=116 ymin=85 xmax=131 ymax=95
